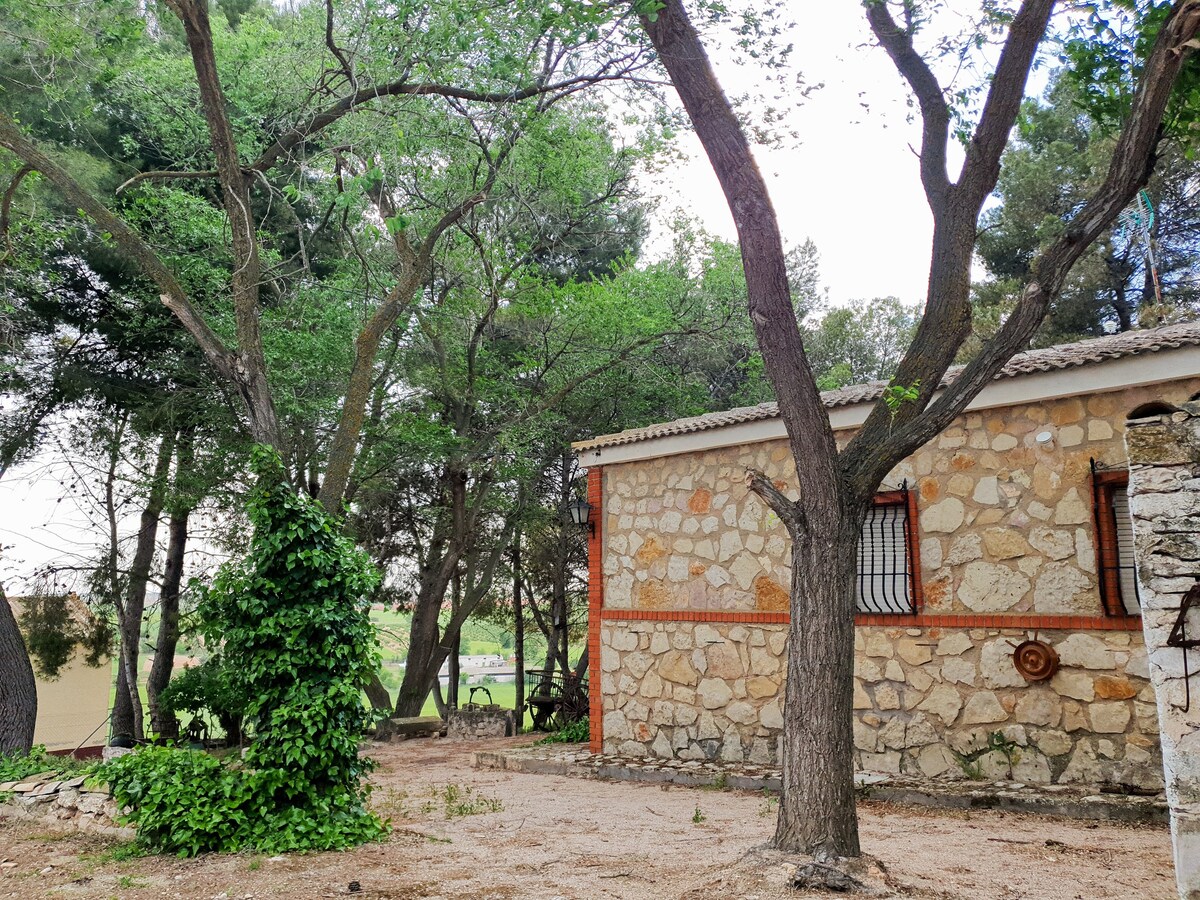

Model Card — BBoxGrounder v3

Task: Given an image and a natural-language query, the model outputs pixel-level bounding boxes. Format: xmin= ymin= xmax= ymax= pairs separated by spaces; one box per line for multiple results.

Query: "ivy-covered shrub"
xmin=101 ymin=447 xmax=386 ymax=855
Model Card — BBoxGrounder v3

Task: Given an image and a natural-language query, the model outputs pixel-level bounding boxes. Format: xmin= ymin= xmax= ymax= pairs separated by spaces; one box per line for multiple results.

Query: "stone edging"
xmin=475 ymin=746 xmax=1168 ymax=825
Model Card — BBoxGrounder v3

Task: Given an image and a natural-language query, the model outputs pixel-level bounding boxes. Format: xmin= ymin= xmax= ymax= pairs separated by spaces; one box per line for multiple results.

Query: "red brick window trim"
xmin=858 ymin=488 xmax=923 ymax=615
xmin=1091 ymin=465 xmax=1140 ymax=617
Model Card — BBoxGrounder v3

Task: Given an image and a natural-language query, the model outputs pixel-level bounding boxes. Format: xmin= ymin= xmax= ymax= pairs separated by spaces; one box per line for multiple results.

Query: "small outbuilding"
xmin=574 ymin=321 xmax=1200 ymax=787
xmin=10 ymin=595 xmax=111 ymax=756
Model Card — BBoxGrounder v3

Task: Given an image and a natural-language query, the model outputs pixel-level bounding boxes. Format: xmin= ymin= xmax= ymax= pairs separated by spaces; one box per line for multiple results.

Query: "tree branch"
xmin=744 ymin=469 xmax=804 ymax=533
xmin=956 ymin=0 xmax=1056 ymax=209
xmin=864 ymin=1 xmax=951 ymax=209
xmin=852 ymin=0 xmax=1200 ymax=487
xmin=0 ymin=116 xmax=238 ymax=386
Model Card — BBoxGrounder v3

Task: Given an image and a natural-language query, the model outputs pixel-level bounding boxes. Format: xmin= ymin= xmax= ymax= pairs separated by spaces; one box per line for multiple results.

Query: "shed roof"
xmin=573 ymin=321 xmax=1200 ymax=453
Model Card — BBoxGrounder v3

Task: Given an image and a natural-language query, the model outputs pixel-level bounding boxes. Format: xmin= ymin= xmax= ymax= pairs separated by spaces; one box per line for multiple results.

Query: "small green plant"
xmin=882 ymin=379 xmax=921 ymax=421
xmin=952 ymin=730 xmax=1022 ymax=781
xmin=116 ymin=876 xmax=146 ymax=889
xmin=422 ymin=783 xmax=503 ymax=819
xmin=701 ymin=771 xmax=728 ymax=791
xmin=758 ymin=789 xmax=778 ymax=817
xmin=691 ymin=805 xmax=705 ymax=824
xmin=0 ymin=745 xmax=92 ymax=783
xmin=533 ymin=717 xmax=589 ymax=745
xmin=247 ymin=858 xmax=261 ymax=871
xmin=93 ymin=841 xmax=148 ymax=863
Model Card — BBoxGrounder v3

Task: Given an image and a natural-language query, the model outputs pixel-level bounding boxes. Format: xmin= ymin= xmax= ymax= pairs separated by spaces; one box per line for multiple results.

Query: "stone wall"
xmin=1126 ymin=401 xmax=1200 ymax=898
xmin=600 ymin=619 xmax=1159 ymax=786
xmin=597 ymin=380 xmax=1200 ymax=784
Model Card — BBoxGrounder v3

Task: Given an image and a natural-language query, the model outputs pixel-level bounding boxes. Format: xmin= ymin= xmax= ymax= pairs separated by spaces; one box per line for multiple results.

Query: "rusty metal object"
xmin=1013 ymin=639 xmax=1059 ymax=681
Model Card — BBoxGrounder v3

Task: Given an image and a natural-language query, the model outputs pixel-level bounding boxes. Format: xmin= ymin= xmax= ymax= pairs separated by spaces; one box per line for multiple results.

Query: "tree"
xmin=640 ymin=0 xmax=1200 ymax=863
xmin=976 ymin=70 xmax=1200 ymax=342
xmin=0 ymin=0 xmax=654 ymax=512
xmin=805 ymin=297 xmax=921 ymax=389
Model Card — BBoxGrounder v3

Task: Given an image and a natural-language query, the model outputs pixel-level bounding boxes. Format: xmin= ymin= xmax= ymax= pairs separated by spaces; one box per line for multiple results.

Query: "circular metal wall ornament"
xmin=1013 ymin=639 xmax=1059 ymax=681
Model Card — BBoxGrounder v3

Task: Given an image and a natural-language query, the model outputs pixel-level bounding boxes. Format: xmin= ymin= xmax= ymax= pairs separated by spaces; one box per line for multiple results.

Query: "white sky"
xmin=642 ymin=2 xmax=950 ymax=307
xmin=2 ymin=2 xmax=1017 ymax=586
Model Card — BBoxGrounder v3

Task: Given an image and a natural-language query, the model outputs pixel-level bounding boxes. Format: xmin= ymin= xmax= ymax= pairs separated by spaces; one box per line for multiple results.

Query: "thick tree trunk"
xmin=112 ymin=435 xmax=174 ymax=741
xmin=147 ymin=504 xmax=190 ymax=741
xmin=0 ymin=584 xmax=37 ymax=753
xmin=774 ymin=514 xmax=863 ymax=859
xmin=393 ymin=594 xmax=448 ymax=717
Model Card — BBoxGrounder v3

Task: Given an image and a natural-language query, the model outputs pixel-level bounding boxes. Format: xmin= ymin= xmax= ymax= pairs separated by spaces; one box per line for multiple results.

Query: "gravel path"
xmin=0 ymin=736 xmax=1177 ymax=899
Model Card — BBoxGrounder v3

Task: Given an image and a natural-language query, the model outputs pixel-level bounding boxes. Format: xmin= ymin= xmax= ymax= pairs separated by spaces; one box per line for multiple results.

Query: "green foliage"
xmin=533 ymin=716 xmax=589 ymax=745
xmin=158 ymin=657 xmax=248 ymax=743
xmin=975 ymin=68 xmax=1200 ymax=341
xmin=100 ymin=447 xmax=386 ymax=856
xmin=0 ymin=745 xmax=91 ymax=783
xmin=882 ymin=380 xmax=921 ymax=420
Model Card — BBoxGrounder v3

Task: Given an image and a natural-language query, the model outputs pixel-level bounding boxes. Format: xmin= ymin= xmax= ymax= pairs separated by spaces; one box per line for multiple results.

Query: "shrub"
xmin=534 ymin=716 xmax=589 ymax=745
xmin=158 ymin=656 xmax=247 ymax=743
xmin=0 ymin=745 xmax=91 ymax=783
xmin=100 ymin=447 xmax=386 ymax=856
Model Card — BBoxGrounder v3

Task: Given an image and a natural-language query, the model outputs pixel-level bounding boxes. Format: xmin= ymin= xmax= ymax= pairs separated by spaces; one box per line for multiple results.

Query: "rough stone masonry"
xmin=1126 ymin=401 xmax=1200 ymax=900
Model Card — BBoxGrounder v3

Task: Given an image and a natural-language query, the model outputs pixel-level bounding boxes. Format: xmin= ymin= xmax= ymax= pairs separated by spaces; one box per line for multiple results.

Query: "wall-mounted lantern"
xmin=566 ymin=498 xmax=594 ymax=536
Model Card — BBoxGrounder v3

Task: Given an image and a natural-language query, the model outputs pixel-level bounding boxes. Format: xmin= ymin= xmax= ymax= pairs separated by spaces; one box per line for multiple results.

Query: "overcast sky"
xmin=641 ymin=1 xmax=959 ymax=308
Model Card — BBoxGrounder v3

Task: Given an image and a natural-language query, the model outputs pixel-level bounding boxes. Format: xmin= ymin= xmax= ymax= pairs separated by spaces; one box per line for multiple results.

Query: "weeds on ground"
xmin=691 ymin=805 xmax=706 ymax=824
xmin=701 ymin=772 xmax=729 ymax=791
xmin=533 ymin=718 xmax=589 ymax=745
xmin=758 ymin=790 xmax=778 ymax=817
xmin=422 ymin=787 xmax=501 ymax=820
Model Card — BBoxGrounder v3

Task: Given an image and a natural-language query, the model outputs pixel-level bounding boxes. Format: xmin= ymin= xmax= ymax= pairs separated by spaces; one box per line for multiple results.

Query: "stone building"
xmin=574 ymin=322 xmax=1200 ymax=788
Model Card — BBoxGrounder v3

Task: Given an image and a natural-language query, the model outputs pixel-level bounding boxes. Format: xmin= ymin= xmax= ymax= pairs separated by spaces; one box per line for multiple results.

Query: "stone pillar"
xmin=1126 ymin=401 xmax=1200 ymax=900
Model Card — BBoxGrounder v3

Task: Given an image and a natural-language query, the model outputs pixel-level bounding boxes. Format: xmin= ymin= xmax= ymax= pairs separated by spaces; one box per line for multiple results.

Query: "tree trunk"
xmin=393 ymin=593 xmax=448 ymax=716
xmin=773 ymin=514 xmax=863 ymax=859
xmin=513 ymin=532 xmax=524 ymax=730
xmin=112 ymin=434 xmax=174 ymax=741
xmin=0 ymin=584 xmax=37 ymax=753
xmin=448 ymin=569 xmax=461 ymax=709
xmin=641 ymin=0 xmax=853 ymax=857
xmin=147 ymin=503 xmax=190 ymax=741
xmin=364 ymin=673 xmax=392 ymax=710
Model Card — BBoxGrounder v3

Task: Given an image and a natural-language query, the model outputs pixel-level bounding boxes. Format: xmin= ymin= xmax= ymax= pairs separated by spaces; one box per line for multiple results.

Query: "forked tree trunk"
xmin=0 ymin=585 xmax=37 ymax=753
xmin=112 ymin=434 xmax=174 ymax=741
xmin=147 ymin=504 xmax=190 ymax=740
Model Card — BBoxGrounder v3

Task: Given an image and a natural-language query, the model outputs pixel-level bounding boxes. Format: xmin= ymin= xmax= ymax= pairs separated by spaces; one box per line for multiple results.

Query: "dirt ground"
xmin=0 ymin=736 xmax=1178 ymax=900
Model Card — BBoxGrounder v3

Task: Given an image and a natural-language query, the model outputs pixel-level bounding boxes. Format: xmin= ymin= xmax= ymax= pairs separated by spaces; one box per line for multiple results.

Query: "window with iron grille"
xmin=1091 ymin=460 xmax=1140 ymax=616
xmin=856 ymin=488 xmax=919 ymax=615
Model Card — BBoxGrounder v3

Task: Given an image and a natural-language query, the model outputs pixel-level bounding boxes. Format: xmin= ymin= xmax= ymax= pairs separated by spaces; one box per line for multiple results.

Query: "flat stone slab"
xmin=476 ymin=745 xmax=1168 ymax=825
xmin=389 ymin=716 xmax=444 ymax=737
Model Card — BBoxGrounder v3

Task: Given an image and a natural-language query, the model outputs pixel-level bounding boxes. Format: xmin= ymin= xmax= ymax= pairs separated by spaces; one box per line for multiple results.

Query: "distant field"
xmin=110 ymin=606 xmax=581 ymax=737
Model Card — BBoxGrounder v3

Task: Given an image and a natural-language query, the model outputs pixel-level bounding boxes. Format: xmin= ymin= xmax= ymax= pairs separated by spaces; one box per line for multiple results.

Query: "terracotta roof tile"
xmin=573 ymin=321 xmax=1200 ymax=452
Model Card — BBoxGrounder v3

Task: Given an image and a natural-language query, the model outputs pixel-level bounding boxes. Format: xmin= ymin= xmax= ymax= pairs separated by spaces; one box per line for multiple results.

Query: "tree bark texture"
xmin=641 ymin=0 xmax=852 ymax=856
xmin=513 ymin=532 xmax=525 ymax=729
xmin=112 ymin=433 xmax=174 ymax=741
xmin=0 ymin=584 xmax=37 ymax=754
